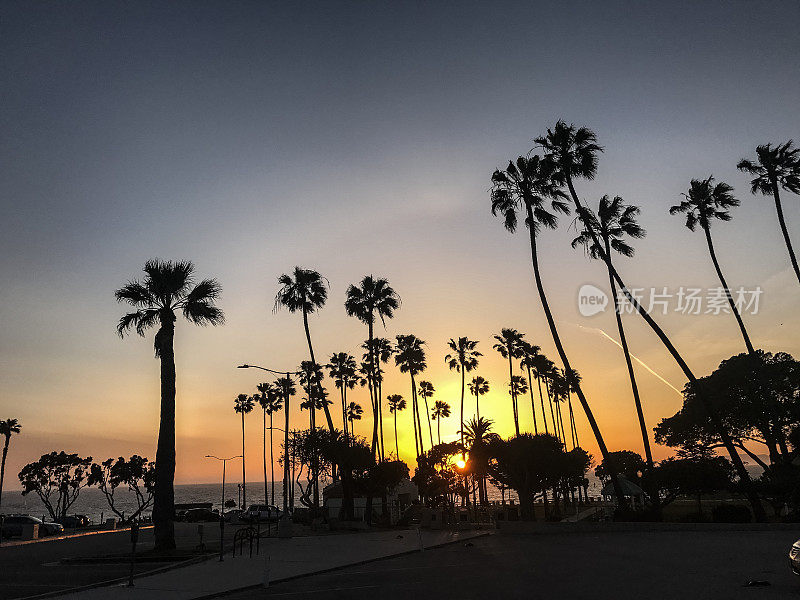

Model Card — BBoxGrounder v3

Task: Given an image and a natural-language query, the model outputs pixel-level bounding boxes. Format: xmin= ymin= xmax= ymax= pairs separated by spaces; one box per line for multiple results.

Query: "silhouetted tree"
xmin=417 ymin=381 xmax=436 ymax=448
xmin=431 ymin=400 xmax=451 ymax=444
xmin=257 ymin=382 xmax=283 ymax=506
xmin=468 ymin=376 xmax=490 ymax=422
xmin=492 ymin=328 xmax=526 ymax=436
xmin=519 ymin=342 xmax=541 ymax=434
xmin=327 ymin=352 xmax=358 ymax=444
xmin=387 ymin=394 xmax=406 ymax=458
xmin=670 ymin=177 xmax=755 ymax=353
xmin=346 ymin=401 xmax=363 ymax=438
xmin=445 ymin=337 xmax=482 ymax=459
xmin=275 ymin=267 xmax=334 ymax=432
xmin=275 ymin=375 xmax=296 ymax=513
xmin=394 ymin=334 xmax=427 ymax=458
xmin=89 ymin=455 xmax=155 ymax=523
xmin=234 ymin=394 xmax=255 ymax=509
xmin=738 ymin=141 xmax=800 ymax=285
xmin=0 ymin=418 xmax=21 ymax=507
xmin=116 ymin=259 xmax=224 ymax=549
xmin=19 ymin=452 xmax=93 ymax=521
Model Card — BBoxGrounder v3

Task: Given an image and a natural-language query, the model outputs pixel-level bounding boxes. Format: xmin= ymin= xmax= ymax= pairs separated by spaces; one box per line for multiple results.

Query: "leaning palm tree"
xmin=234 ymin=394 xmax=255 ymax=509
xmin=536 ymin=120 xmax=764 ymax=518
xmin=670 ymin=177 xmax=755 ymax=353
xmin=563 ymin=368 xmax=581 ymax=450
xmin=346 ymin=402 xmax=363 ymax=438
xmin=274 ymin=267 xmax=334 ymax=432
xmin=326 ymin=352 xmax=358 ymax=442
xmin=0 ymin=418 xmax=21 ymax=507
xmin=518 ymin=341 xmax=542 ymax=434
xmin=467 ymin=376 xmax=489 ymax=421
xmin=386 ymin=394 xmax=407 ymax=458
xmin=394 ymin=334 xmax=427 ymax=458
xmin=508 ymin=375 xmax=529 ymax=432
xmin=445 ymin=337 xmax=482 ymax=458
xmin=345 ymin=276 xmax=400 ymax=457
xmin=257 ymin=383 xmax=283 ymax=507
xmin=275 ymin=375 xmax=296 ymax=514
xmin=493 ymin=328 xmax=525 ymax=435
xmin=531 ymin=353 xmax=551 ymax=435
xmin=431 ymin=401 xmax=451 ymax=444
xmin=572 ymin=195 xmax=652 ymax=467
xmin=417 ymin=381 xmax=436 ymax=448
xmin=490 ymin=154 xmax=627 ymax=503
xmin=738 ymin=141 xmax=800 ymax=285
xmin=116 ymin=259 xmax=223 ymax=549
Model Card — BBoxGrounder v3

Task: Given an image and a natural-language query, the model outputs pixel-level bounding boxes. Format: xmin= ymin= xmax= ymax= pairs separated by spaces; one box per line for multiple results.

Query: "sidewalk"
xmin=59 ymin=528 xmax=490 ymax=600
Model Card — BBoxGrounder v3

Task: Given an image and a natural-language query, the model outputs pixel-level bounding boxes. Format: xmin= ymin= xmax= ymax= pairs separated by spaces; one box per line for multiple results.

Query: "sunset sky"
xmin=2 ymin=1 xmax=799 ymax=488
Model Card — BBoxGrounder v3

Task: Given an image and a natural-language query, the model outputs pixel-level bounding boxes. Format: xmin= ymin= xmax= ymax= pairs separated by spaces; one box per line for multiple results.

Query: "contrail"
xmin=577 ymin=325 xmax=683 ymax=396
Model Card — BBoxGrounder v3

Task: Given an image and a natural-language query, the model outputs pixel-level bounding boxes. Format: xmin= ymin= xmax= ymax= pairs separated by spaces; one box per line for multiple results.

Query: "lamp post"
xmin=238 ymin=364 xmax=296 ymax=538
xmin=205 ymin=454 xmax=241 ymax=561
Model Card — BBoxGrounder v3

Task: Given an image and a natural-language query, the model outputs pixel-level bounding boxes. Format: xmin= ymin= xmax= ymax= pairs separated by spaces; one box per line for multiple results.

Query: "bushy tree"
xmin=19 ymin=452 xmax=93 ymax=521
xmin=89 ymin=455 xmax=155 ymax=523
xmin=595 ymin=450 xmax=646 ymax=483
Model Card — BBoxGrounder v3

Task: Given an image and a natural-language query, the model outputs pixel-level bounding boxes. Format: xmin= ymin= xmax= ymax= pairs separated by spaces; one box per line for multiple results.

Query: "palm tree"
xmin=445 ymin=337 xmax=482 ymax=459
xmin=386 ymin=394 xmax=407 ymax=458
xmin=531 ymin=354 xmax=551 ymax=435
xmin=492 ymin=328 xmax=525 ymax=435
xmin=116 ymin=259 xmax=223 ymax=549
xmin=257 ymin=383 xmax=283 ymax=507
xmin=234 ymin=394 xmax=255 ymax=510
xmin=417 ymin=381 xmax=436 ymax=448
xmin=518 ymin=341 xmax=542 ymax=434
xmin=467 ymin=376 xmax=489 ymax=421
xmin=274 ymin=267 xmax=334 ymax=432
xmin=461 ymin=417 xmax=499 ymax=506
xmin=738 ymin=141 xmax=800 ymax=285
xmin=431 ymin=401 xmax=451 ymax=444
xmin=670 ymin=177 xmax=755 ymax=353
xmin=365 ymin=337 xmax=395 ymax=460
xmin=0 ymin=418 xmax=21 ymax=507
xmin=346 ymin=402 xmax=363 ymax=438
xmin=394 ymin=334 xmax=427 ymax=458
xmin=536 ymin=120 xmax=764 ymax=518
xmin=345 ymin=276 xmax=400 ymax=457
xmin=490 ymin=153 xmax=627 ymax=503
xmin=326 ymin=352 xmax=358 ymax=443
xmin=563 ymin=368 xmax=581 ymax=450
xmin=508 ymin=375 xmax=529 ymax=432
xmin=275 ymin=375 xmax=296 ymax=514
xmin=572 ymin=195 xmax=652 ymax=466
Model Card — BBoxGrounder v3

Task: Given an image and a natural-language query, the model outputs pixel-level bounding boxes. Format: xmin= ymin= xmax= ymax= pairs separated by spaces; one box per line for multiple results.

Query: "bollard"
xmin=127 ymin=521 xmax=139 ymax=587
xmin=219 ymin=514 xmax=225 ymax=562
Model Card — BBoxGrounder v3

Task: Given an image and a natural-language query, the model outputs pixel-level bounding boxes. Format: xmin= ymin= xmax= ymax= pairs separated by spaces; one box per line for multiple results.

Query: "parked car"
xmin=58 ymin=514 xmax=90 ymax=529
xmin=789 ymin=540 xmax=800 ymax=575
xmin=244 ymin=504 xmax=282 ymax=522
xmin=183 ymin=508 xmax=220 ymax=522
xmin=1 ymin=515 xmax=63 ymax=538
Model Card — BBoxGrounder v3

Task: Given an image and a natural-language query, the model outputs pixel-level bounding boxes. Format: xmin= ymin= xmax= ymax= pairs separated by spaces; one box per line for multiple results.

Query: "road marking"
xmin=265 ymin=585 xmax=378 ymax=596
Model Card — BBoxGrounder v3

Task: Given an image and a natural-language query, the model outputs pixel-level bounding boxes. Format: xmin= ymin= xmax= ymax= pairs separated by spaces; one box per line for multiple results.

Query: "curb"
xmin=191 ymin=530 xmax=493 ymax=600
xmin=1 ymin=526 xmax=155 ymax=549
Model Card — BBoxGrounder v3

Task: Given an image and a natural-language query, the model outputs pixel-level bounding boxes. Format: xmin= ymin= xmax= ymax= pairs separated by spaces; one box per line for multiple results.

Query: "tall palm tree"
xmin=431 ymin=401 xmax=451 ymax=444
xmin=257 ymin=383 xmax=283 ymax=507
xmin=467 ymin=376 xmax=489 ymax=421
xmin=536 ymin=120 xmax=764 ymax=518
xmin=670 ymin=177 xmax=755 ymax=353
xmin=445 ymin=337 xmax=482 ymax=459
xmin=461 ymin=417 xmax=499 ymax=506
xmin=326 ymin=352 xmax=358 ymax=443
xmin=234 ymin=394 xmax=255 ymax=510
xmin=116 ymin=259 xmax=224 ymax=549
xmin=0 ymin=418 xmax=21 ymax=507
xmin=275 ymin=375 xmax=296 ymax=514
xmin=386 ymin=394 xmax=407 ymax=458
xmin=490 ymin=153 xmax=627 ymax=504
xmin=738 ymin=141 xmax=800 ymax=285
xmin=531 ymin=354 xmax=551 ymax=435
xmin=518 ymin=341 xmax=542 ymax=434
xmin=274 ymin=267 xmax=333 ymax=433
xmin=365 ymin=337 xmax=395 ymax=460
xmin=394 ymin=334 xmax=427 ymax=458
xmin=572 ymin=195 xmax=652 ymax=466
xmin=563 ymin=368 xmax=581 ymax=450
xmin=345 ymin=276 xmax=400 ymax=458
xmin=548 ymin=372 xmax=568 ymax=447
xmin=492 ymin=328 xmax=525 ymax=435
xmin=346 ymin=402 xmax=363 ymax=438
xmin=508 ymin=374 xmax=529 ymax=432
xmin=417 ymin=381 xmax=436 ymax=448
xmin=298 ymin=360 xmax=328 ymax=510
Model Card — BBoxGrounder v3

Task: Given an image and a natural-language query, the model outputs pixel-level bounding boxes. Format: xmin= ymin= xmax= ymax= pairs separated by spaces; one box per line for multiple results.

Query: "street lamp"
xmin=205 ymin=454 xmax=241 ymax=561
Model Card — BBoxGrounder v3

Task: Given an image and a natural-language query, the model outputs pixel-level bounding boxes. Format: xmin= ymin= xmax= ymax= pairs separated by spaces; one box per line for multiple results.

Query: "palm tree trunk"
xmin=394 ymin=412 xmax=399 ymax=457
xmin=269 ymin=412 xmax=275 ymax=507
xmin=423 ymin=395 xmax=434 ymax=448
xmin=366 ymin=321 xmax=379 ymax=459
xmin=546 ymin=380 xmax=558 ymax=440
xmin=263 ymin=408 xmax=268 ymax=506
xmin=524 ymin=201 xmax=626 ymax=506
xmin=241 ymin=411 xmax=247 ymax=510
xmin=460 ymin=367 xmax=466 ymax=458
xmin=536 ymin=375 xmax=549 ymax=435
xmin=0 ymin=435 xmax=9 ymax=507
xmin=302 ymin=308 xmax=335 ymax=432
xmin=565 ymin=176 xmax=766 ymax=520
xmin=526 ymin=365 xmax=538 ymax=434
xmin=283 ymin=378 xmax=290 ymax=514
xmin=508 ymin=356 xmax=519 ymax=436
xmin=703 ymin=226 xmax=756 ymax=353
xmin=154 ymin=319 xmax=177 ymax=550
xmin=437 ymin=418 xmax=441 ymax=445
xmin=567 ymin=395 xmax=577 ymax=448
xmin=475 ymin=390 xmax=480 ymax=422
xmin=772 ymin=181 xmax=800 ymax=285
xmin=410 ymin=374 xmax=420 ymax=458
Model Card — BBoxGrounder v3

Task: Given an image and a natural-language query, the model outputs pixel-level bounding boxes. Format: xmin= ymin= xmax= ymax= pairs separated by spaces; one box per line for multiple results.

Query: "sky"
xmin=1 ymin=1 xmax=799 ymax=488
